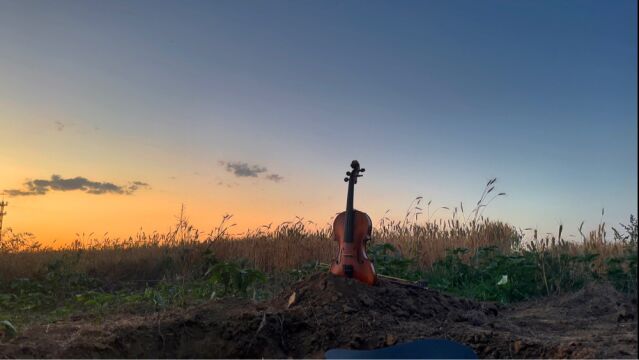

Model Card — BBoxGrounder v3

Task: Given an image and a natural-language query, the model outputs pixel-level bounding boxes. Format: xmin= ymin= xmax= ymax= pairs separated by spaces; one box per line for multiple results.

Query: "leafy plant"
xmin=605 ymin=251 xmax=637 ymax=295
xmin=426 ymin=245 xmax=603 ymax=303
xmin=612 ymin=215 xmax=638 ymax=245
xmin=367 ymin=243 xmax=423 ymax=281
xmin=205 ymin=261 xmax=266 ymax=297
xmin=143 ymin=286 xmax=167 ymax=310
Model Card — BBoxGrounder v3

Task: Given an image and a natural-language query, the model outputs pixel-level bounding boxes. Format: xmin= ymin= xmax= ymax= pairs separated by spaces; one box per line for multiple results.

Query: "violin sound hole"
xmin=343 ymin=265 xmax=354 ymax=278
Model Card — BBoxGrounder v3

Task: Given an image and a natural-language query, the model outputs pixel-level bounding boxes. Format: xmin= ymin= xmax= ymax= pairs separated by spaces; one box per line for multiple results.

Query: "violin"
xmin=330 ymin=160 xmax=377 ymax=285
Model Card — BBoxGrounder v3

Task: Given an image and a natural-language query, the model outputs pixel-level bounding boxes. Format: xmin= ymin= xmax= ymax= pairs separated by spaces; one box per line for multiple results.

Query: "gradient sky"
xmin=1 ymin=0 xmax=636 ymax=245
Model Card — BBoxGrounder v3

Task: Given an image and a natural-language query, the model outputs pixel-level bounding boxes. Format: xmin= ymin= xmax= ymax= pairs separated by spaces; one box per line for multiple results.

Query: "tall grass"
xmin=0 ymin=211 xmax=634 ymax=283
xmin=0 ymin=218 xmax=516 ymax=281
xmin=0 ymin=179 xmax=635 ymax=296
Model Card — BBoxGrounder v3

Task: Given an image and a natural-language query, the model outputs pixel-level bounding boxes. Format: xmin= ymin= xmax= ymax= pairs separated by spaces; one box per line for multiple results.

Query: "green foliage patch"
xmin=426 ymin=246 xmax=600 ymax=302
xmin=367 ymin=243 xmax=423 ymax=281
xmin=0 ymin=251 xmax=269 ymax=327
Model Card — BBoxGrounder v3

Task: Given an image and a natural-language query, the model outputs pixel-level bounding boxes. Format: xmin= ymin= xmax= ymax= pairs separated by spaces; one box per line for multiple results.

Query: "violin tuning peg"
xmin=344 ymin=177 xmax=349 ymax=182
xmin=360 ymin=168 xmax=365 ymax=172
xmin=346 ymin=171 xmax=352 ymax=176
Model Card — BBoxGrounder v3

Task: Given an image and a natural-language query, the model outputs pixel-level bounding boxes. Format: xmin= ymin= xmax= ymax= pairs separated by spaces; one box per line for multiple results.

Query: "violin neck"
xmin=344 ymin=178 xmax=355 ymax=243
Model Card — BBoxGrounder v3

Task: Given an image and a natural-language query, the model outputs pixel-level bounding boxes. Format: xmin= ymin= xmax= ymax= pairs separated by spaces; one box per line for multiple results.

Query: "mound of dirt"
xmin=0 ymin=273 xmax=636 ymax=358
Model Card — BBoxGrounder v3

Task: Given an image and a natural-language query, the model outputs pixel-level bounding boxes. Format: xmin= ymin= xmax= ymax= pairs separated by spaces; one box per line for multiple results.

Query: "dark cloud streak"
xmin=4 ymin=175 xmax=150 ymax=196
xmin=265 ymin=173 xmax=284 ymax=182
xmin=220 ymin=161 xmax=267 ymax=178
xmin=218 ymin=160 xmax=284 ymax=183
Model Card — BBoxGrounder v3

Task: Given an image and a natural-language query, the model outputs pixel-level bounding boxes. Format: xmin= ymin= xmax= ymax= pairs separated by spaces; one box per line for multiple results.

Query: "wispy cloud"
xmin=54 ymin=121 xmax=65 ymax=131
xmin=125 ymin=181 xmax=150 ymax=193
xmin=219 ymin=161 xmax=267 ymax=178
xmin=216 ymin=180 xmax=238 ymax=188
xmin=218 ymin=161 xmax=284 ymax=182
xmin=217 ymin=160 xmax=284 ymax=182
xmin=4 ymin=175 xmax=150 ymax=196
xmin=265 ymin=173 xmax=284 ymax=182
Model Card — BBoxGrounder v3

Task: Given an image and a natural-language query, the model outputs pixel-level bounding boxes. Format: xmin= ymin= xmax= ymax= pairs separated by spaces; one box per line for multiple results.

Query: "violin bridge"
xmin=341 ymin=248 xmax=355 ymax=257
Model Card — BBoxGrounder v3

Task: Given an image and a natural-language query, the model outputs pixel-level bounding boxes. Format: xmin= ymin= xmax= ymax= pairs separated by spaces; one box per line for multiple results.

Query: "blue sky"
xmin=0 ymin=0 xmax=636 ymax=241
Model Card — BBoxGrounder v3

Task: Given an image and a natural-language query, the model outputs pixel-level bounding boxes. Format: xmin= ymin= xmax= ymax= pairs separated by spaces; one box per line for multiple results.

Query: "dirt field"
xmin=1 ymin=273 xmax=636 ymax=358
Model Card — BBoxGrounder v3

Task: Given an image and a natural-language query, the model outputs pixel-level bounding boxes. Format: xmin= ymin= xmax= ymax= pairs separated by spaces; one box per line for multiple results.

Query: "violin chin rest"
xmin=324 ymin=339 xmax=477 ymax=359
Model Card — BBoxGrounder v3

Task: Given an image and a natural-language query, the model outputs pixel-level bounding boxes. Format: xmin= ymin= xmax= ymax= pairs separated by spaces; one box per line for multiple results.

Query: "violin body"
xmin=330 ymin=210 xmax=377 ymax=285
xmin=329 ymin=160 xmax=377 ymax=285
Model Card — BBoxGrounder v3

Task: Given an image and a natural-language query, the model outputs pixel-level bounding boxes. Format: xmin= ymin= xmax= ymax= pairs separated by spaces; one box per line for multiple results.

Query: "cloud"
xmin=265 ymin=173 xmax=284 ymax=182
xmin=216 ymin=180 xmax=238 ymax=188
xmin=4 ymin=175 xmax=150 ymax=196
xmin=217 ymin=160 xmax=284 ymax=183
xmin=54 ymin=121 xmax=65 ymax=131
xmin=220 ymin=161 xmax=267 ymax=178
xmin=125 ymin=181 xmax=150 ymax=193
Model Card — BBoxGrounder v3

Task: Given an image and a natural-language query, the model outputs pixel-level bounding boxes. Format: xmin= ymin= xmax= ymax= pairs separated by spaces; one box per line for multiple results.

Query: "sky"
xmin=0 ymin=0 xmax=636 ymax=245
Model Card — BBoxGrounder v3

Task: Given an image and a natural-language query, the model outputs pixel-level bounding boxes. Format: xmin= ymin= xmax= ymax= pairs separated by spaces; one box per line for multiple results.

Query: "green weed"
xmin=367 ymin=243 xmax=423 ymax=281
xmin=206 ymin=260 xmax=266 ymax=297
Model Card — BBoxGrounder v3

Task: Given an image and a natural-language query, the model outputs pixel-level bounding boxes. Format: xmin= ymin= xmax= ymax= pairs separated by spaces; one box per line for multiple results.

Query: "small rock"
xmin=482 ymin=304 xmax=499 ymax=316
xmin=446 ymin=312 xmax=464 ymax=322
xmin=359 ymin=294 xmax=374 ymax=307
xmin=513 ymin=339 xmax=523 ymax=354
xmin=342 ymin=304 xmax=357 ymax=314
xmin=319 ymin=279 xmax=327 ymax=290
xmin=287 ymin=292 xmax=297 ymax=308
xmin=617 ymin=311 xmax=634 ymax=322
xmin=348 ymin=335 xmax=364 ymax=348
xmin=465 ymin=310 xmax=488 ymax=326
xmin=385 ymin=334 xmax=398 ymax=346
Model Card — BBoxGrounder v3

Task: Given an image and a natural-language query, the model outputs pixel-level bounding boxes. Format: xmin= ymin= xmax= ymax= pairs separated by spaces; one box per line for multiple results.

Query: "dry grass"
xmin=0 ymin=181 xmax=634 ymax=284
xmin=0 ymin=210 xmax=633 ymax=284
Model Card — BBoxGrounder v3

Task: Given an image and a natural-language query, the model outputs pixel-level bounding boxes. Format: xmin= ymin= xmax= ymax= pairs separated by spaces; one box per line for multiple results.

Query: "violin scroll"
xmin=344 ymin=160 xmax=365 ymax=183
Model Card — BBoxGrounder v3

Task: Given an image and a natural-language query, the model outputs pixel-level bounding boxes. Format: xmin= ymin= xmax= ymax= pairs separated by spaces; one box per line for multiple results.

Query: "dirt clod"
xmin=513 ymin=339 xmax=523 ymax=354
xmin=385 ymin=334 xmax=398 ymax=346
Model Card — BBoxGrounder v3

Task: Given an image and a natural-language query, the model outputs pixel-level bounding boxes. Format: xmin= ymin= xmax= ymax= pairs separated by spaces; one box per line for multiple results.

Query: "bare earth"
xmin=1 ymin=273 xmax=636 ymax=358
